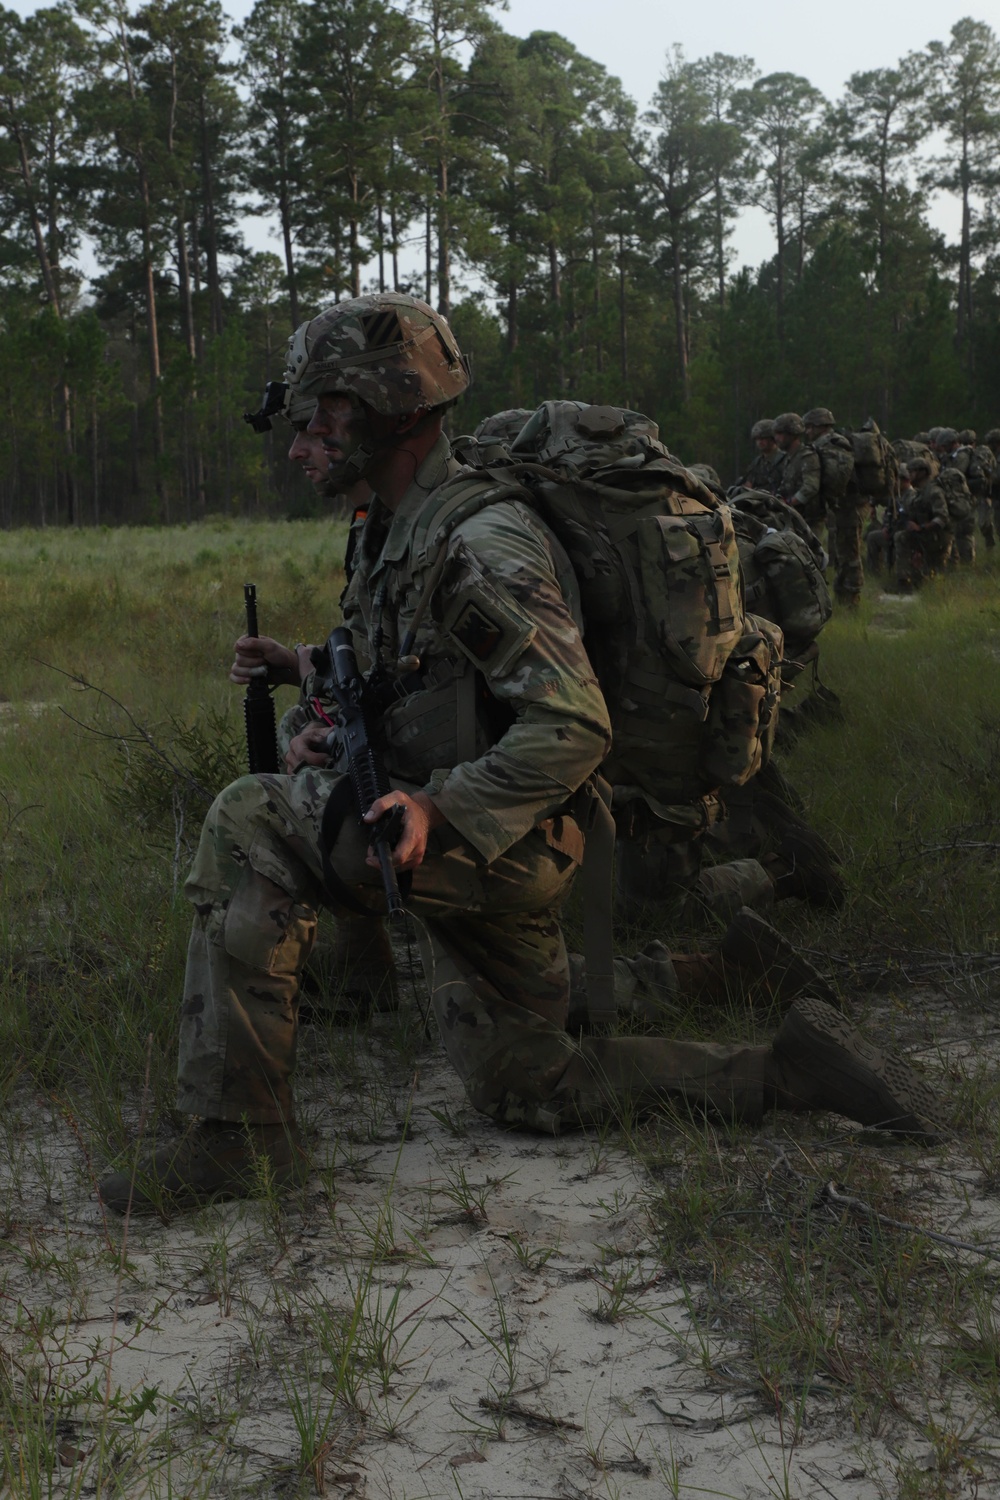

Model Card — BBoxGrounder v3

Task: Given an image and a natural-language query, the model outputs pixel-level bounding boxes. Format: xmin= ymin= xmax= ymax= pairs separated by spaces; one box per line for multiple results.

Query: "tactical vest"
xmin=340 ymin=473 xmax=548 ymax=785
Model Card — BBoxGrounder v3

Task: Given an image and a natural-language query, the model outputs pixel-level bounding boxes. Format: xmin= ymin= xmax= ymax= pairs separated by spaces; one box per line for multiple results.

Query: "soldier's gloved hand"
xmin=286 ymin=727 xmax=330 ymax=773
xmin=230 ymin=634 xmax=300 ymax=688
xmin=363 ymin=791 xmax=446 ymax=872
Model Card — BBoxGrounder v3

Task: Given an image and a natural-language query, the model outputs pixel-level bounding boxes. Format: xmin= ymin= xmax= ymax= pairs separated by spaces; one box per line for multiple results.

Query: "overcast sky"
xmin=6 ymin=0 xmax=985 ymax=280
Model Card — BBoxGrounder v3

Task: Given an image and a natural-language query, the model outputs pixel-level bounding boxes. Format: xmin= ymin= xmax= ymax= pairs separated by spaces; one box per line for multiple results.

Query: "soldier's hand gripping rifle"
xmin=312 ymin=626 xmax=407 ymax=923
xmin=243 ymin=584 xmax=280 ymax=774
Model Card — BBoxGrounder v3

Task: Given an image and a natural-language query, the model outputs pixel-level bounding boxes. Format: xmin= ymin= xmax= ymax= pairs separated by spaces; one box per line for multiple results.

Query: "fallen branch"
xmin=819 ymin=1181 xmax=1000 ymax=1263
xmin=478 ymin=1397 xmax=582 ymax=1431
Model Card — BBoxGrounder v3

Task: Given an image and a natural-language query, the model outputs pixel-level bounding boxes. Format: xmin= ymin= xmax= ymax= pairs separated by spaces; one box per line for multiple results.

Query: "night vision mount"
xmin=242 ymin=380 xmax=289 ymax=433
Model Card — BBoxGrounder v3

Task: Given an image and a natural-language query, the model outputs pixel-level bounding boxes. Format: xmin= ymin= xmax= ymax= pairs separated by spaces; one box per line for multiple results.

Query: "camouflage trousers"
xmin=177 ymin=771 xmax=770 ymax=1133
xmin=616 ymin=826 xmax=773 ymax=925
xmin=949 ymin=517 xmax=976 ymax=565
xmin=827 ymin=500 xmax=868 ymax=600
xmin=894 ymin=528 xmax=949 ymax=587
xmin=980 ymin=496 xmax=998 ymax=546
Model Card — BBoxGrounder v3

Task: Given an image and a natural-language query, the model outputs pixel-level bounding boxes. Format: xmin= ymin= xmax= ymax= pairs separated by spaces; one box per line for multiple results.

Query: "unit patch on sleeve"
xmin=438 ymin=540 xmax=537 ymax=677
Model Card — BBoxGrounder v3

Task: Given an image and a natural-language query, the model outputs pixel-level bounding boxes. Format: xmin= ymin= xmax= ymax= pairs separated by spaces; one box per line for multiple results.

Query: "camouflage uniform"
xmin=813 ymin=431 xmax=863 ymax=602
xmin=778 ymin=443 xmax=823 ymax=525
xmin=177 ymin=435 xmax=775 ymax=1133
xmin=894 ymin=478 xmax=950 ymax=589
xmin=743 ymin=448 xmax=786 ymax=496
xmin=937 ymin=453 xmax=976 ymax=565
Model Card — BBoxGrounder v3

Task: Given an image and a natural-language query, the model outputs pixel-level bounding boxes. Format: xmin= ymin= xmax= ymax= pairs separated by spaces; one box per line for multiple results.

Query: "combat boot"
xmin=721 ymin=906 xmax=841 ymax=1010
xmin=766 ymin=998 xmax=948 ymax=1141
xmin=98 ymin=1119 xmax=306 ymax=1216
xmin=764 ymin=826 xmax=846 ymax=909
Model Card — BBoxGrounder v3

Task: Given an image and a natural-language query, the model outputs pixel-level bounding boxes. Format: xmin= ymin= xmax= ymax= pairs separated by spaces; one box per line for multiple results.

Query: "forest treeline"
xmin=2 ymin=0 xmax=1000 ymax=526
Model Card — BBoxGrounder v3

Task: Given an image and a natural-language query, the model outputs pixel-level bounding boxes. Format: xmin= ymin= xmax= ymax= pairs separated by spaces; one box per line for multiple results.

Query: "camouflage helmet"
xmin=474 ymin=408 xmax=533 ymax=445
xmin=773 ymin=412 xmax=805 ymax=437
xmin=750 ymin=418 xmax=776 ymax=441
xmin=985 ymin=428 xmax=1000 ymax=448
xmin=289 ymin=293 xmax=471 ymax=416
xmin=959 ymin=428 xmax=976 ymax=445
xmin=936 ymin=426 xmax=958 ymax=448
xmin=908 ymin=456 xmax=932 ymax=477
xmin=927 ymin=426 xmax=945 ymax=444
xmin=802 ymin=406 xmax=835 ymax=429
xmin=913 ymin=431 xmax=932 ymax=445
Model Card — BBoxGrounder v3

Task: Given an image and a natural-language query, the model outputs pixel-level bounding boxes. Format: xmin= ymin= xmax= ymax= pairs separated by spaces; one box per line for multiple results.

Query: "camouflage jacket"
xmin=742 ymin=449 xmax=785 ymax=495
xmin=329 ymin=435 xmax=611 ymax=864
xmin=778 ymin=441 xmax=822 ymax=515
xmin=902 ymin=480 xmax=949 ymax=532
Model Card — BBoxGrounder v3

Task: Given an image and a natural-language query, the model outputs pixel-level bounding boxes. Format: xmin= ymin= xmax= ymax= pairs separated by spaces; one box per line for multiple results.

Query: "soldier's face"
xmin=308 ymin=393 xmax=387 ymax=492
xmin=287 ymin=427 xmax=334 ymax=490
xmin=774 ymin=431 xmax=794 ymax=451
xmin=755 ymin=437 xmax=775 ymax=454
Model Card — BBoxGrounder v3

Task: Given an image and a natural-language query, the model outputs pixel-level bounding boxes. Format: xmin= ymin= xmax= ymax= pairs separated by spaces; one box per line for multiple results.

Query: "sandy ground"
xmin=4 ymin=964 xmax=1000 ymax=1500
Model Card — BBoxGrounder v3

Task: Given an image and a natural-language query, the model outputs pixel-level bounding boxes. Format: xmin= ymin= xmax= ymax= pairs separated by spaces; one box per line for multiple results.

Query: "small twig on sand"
xmin=478 ymin=1397 xmax=582 ymax=1431
xmin=819 ymin=1181 xmax=1000 ymax=1263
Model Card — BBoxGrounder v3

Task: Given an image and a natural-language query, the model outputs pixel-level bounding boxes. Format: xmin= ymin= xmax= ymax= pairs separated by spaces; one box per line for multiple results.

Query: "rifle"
xmin=312 ymin=626 xmax=407 ymax=922
xmin=243 ymin=583 xmax=280 ymax=774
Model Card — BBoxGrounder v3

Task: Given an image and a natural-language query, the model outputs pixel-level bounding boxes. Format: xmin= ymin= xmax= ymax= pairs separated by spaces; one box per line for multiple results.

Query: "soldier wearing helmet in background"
xmin=958 ymin=428 xmax=997 ymax=549
xmin=739 ymin=419 xmax=785 ymax=495
xmin=894 ymin=457 xmax=951 ymax=590
xmin=986 ymin=429 xmax=1000 ymax=537
xmin=933 ymin=427 xmax=977 ymax=564
xmin=98 ymin=293 xmax=944 ymax=1212
xmin=801 ymin=408 xmax=860 ymax=605
xmin=774 ymin=413 xmax=823 ymax=525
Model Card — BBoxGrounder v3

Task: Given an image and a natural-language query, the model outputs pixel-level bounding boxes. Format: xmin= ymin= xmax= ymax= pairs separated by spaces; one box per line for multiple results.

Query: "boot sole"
xmin=775 ymin=998 xmax=948 ymax=1140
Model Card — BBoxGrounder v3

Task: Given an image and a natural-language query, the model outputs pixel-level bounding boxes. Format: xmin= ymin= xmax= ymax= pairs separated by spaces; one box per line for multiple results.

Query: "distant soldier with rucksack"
xmin=959 ymin=428 xmax=997 ymax=549
xmin=866 ymin=464 xmax=912 ymax=575
xmin=986 ymin=429 xmax=1000 ymax=537
xmin=933 ymin=427 xmax=977 ymax=564
xmin=802 ymin=408 xmax=861 ymax=605
xmin=739 ymin=419 xmax=786 ymax=495
xmin=894 ymin=457 xmax=951 ymax=590
xmin=775 ymin=413 xmax=823 ymax=523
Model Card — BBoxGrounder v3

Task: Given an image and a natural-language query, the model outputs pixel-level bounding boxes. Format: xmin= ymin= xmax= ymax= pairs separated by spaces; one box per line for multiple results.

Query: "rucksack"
xmin=968 ymin=446 xmax=994 ymax=500
xmin=938 ymin=464 xmax=974 ymax=522
xmin=850 ymin=418 xmax=898 ymax=502
xmin=442 ymin=402 xmax=783 ymax=817
xmin=728 ymin=488 xmax=826 ymax=566
xmin=893 ymin=438 xmax=935 ymax=470
xmin=730 ymin=502 xmax=832 ymax=659
xmin=815 ymin=432 xmax=855 ymax=505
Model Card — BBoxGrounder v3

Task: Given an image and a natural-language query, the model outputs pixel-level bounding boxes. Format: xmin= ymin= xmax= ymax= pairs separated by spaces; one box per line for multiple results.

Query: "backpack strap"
xmin=575 ymin=775 xmax=617 ymax=1030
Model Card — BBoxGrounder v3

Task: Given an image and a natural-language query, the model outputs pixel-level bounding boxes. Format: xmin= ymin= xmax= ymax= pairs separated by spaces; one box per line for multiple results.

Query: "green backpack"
xmin=729 ymin=496 xmax=832 ymax=661
xmin=850 ymin=419 xmax=898 ymax=502
xmin=815 ymin=432 xmax=855 ymax=505
xmin=938 ymin=464 xmax=974 ymax=522
xmin=448 ymin=402 xmax=782 ymax=823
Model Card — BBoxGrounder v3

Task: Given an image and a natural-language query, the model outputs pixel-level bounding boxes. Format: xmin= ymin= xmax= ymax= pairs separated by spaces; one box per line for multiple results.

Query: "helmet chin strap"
xmin=324 ymin=410 xmax=426 ymax=491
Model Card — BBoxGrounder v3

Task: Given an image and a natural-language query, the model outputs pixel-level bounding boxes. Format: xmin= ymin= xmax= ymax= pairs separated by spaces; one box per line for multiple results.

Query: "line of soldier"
xmin=739 ymin=413 xmax=1000 ymax=599
xmin=98 ymin=297 xmax=948 ymax=1215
